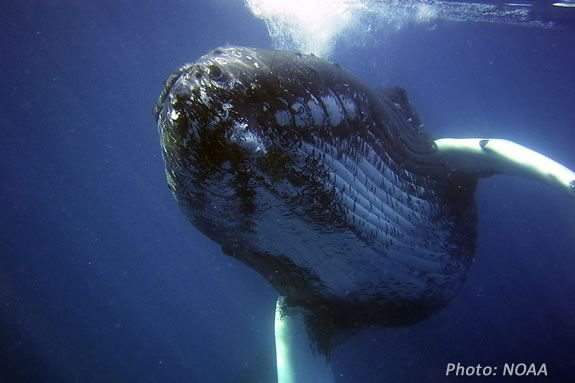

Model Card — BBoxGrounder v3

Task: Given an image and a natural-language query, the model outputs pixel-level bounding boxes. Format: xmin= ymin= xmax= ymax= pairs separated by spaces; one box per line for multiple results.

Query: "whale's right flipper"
xmin=435 ymin=138 xmax=575 ymax=198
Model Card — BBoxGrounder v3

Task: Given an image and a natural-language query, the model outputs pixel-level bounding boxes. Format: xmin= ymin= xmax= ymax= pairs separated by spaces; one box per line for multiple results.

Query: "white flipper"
xmin=275 ymin=297 xmax=336 ymax=383
xmin=435 ymin=138 xmax=575 ymax=198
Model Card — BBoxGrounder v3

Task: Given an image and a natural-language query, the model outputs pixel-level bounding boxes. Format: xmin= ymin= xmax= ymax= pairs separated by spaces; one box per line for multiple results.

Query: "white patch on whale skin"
xmin=307 ymin=94 xmax=325 ymax=127
xmin=275 ymin=110 xmax=291 ymax=127
xmin=217 ymin=102 xmax=234 ymax=120
xmin=321 ymin=94 xmax=343 ymax=126
xmin=199 ymin=87 xmax=211 ymax=105
xmin=170 ymin=109 xmax=180 ymax=121
xmin=291 ymin=100 xmax=309 ymax=128
xmin=338 ymin=93 xmax=358 ymax=121
xmin=229 ymin=121 xmax=268 ymax=155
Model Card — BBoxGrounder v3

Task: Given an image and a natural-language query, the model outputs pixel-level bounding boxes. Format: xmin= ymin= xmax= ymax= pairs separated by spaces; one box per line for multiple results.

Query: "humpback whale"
xmin=154 ymin=47 xmax=575 ymax=383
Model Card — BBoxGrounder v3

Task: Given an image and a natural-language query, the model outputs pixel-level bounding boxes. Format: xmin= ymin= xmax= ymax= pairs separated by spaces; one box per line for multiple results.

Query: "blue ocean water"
xmin=1 ymin=1 xmax=574 ymax=382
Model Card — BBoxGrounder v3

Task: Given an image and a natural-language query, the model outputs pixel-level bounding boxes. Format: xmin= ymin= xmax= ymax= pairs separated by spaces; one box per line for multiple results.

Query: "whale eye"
xmin=208 ymin=64 xmax=223 ymax=80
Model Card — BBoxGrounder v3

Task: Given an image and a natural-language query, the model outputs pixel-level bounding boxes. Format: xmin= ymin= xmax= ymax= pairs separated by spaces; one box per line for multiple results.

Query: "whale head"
xmin=154 ymin=47 xmax=372 ymax=255
xmin=154 ymin=48 xmax=279 ymax=238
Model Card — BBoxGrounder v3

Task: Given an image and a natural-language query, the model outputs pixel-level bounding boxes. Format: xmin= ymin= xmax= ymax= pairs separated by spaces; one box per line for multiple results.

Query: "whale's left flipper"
xmin=435 ymin=138 xmax=575 ymax=198
xmin=275 ymin=298 xmax=336 ymax=383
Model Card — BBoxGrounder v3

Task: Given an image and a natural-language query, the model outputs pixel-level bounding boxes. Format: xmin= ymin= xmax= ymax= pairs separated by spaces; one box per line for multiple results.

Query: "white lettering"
xmin=445 ymin=363 xmax=495 ymax=376
xmin=503 ymin=363 xmax=548 ymax=376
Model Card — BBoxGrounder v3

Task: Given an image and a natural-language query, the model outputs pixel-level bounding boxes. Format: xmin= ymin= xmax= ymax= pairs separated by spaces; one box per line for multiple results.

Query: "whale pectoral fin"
xmin=275 ymin=297 xmax=336 ymax=383
xmin=434 ymin=138 xmax=575 ymax=198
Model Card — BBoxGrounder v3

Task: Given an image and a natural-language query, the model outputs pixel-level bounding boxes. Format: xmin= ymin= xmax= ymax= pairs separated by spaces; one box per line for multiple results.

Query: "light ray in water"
xmin=245 ymin=0 xmax=554 ymax=57
xmin=245 ymin=0 xmax=364 ymax=58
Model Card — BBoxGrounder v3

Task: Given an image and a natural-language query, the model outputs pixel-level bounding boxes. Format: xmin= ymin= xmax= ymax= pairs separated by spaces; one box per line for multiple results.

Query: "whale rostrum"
xmin=154 ymin=46 xmax=574 ymax=383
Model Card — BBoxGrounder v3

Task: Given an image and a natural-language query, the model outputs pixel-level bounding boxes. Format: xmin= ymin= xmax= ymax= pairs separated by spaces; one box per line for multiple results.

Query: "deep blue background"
xmin=1 ymin=1 xmax=574 ymax=382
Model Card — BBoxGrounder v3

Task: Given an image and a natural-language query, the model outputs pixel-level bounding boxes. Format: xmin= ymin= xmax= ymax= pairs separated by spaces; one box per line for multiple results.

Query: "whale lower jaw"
xmin=227 ymin=183 xmax=469 ymax=306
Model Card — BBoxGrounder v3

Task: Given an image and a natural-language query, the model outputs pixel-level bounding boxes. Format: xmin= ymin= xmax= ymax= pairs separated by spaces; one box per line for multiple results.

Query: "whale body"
xmin=154 ymin=46 xmax=574 ymax=382
xmin=155 ymin=46 xmax=476 ymax=324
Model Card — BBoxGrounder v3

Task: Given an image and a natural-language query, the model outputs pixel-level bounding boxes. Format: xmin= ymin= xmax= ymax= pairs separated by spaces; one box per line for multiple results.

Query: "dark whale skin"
xmin=154 ymin=47 xmax=477 ymax=328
